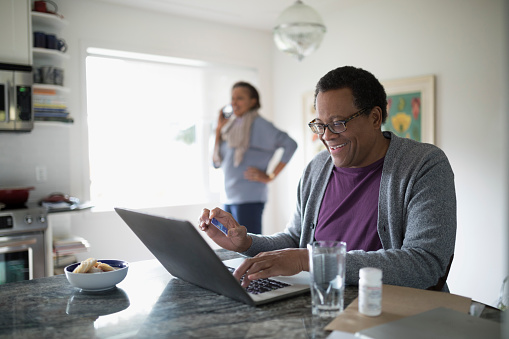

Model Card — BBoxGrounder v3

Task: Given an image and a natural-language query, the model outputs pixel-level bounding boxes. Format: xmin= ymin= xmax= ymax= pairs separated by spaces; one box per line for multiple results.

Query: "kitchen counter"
xmin=44 ymin=201 xmax=94 ymax=213
xmin=0 ymin=249 xmax=502 ymax=338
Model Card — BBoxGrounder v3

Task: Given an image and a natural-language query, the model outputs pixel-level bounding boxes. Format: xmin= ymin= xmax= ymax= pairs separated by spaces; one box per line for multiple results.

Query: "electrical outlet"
xmin=35 ymin=166 xmax=48 ymax=183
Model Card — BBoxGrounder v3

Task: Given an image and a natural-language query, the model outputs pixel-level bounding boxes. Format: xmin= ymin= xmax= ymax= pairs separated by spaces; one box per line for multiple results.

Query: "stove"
xmin=0 ymin=205 xmax=47 ymax=234
xmin=0 ymin=205 xmax=52 ymax=284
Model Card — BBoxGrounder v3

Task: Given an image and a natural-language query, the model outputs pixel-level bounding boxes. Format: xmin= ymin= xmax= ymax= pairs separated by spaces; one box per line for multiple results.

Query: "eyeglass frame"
xmin=308 ymin=107 xmax=371 ymax=135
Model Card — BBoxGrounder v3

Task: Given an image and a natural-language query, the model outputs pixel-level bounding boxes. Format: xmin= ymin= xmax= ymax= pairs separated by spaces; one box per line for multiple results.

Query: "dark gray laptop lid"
xmin=115 ymin=207 xmax=255 ymax=305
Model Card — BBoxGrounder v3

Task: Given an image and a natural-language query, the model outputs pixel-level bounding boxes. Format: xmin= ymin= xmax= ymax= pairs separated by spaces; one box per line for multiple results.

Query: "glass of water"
xmin=308 ymin=240 xmax=347 ymax=318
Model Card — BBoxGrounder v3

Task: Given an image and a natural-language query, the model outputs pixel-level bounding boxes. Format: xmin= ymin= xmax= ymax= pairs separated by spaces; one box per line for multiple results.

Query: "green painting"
xmin=382 ymin=91 xmax=422 ymax=142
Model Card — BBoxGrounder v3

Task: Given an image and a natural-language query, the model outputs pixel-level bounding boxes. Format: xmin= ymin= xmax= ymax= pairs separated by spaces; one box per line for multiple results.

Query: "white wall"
xmin=270 ymin=0 xmax=508 ymax=306
xmin=502 ymin=0 xmax=509 ymax=334
xmin=51 ymin=0 xmax=276 ymax=261
xmin=0 ymin=0 xmax=506 ymax=308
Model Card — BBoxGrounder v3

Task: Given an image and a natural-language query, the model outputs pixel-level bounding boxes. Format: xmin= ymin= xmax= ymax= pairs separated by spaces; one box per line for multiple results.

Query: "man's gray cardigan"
xmin=244 ymin=132 xmax=456 ymax=291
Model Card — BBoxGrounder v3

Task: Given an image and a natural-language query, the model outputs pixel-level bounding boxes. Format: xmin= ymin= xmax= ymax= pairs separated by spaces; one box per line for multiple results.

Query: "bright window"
xmin=85 ymin=48 xmax=258 ymax=210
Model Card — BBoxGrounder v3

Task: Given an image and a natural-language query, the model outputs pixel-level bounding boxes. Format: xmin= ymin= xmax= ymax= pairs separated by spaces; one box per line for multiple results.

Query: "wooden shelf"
xmin=33 ymin=83 xmax=70 ymax=93
xmin=31 ymin=12 xmax=68 ymax=30
xmin=34 ymin=119 xmax=74 ymax=126
xmin=33 ymin=47 xmax=69 ymax=61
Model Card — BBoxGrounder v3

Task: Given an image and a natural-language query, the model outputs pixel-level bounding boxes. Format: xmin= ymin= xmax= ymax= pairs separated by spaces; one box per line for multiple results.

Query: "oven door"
xmin=0 ymin=69 xmax=14 ymax=130
xmin=0 ymin=232 xmax=45 ymax=284
xmin=0 ymin=65 xmax=33 ymax=131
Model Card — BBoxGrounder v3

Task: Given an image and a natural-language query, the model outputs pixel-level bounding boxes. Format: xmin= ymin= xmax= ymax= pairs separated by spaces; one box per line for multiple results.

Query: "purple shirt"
xmin=315 ymin=157 xmax=384 ymax=251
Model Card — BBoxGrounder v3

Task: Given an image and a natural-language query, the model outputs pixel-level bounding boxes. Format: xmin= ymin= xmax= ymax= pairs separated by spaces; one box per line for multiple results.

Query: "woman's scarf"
xmin=216 ymin=109 xmax=259 ymax=167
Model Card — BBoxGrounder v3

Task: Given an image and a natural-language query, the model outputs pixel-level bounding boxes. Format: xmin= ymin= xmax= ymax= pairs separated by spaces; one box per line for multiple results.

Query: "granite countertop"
xmin=0 ymin=250 xmax=350 ymax=338
xmin=0 ymin=249 xmax=502 ymax=338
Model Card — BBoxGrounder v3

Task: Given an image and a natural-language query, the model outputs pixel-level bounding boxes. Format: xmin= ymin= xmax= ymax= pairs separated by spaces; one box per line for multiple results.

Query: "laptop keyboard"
xmin=227 ymin=267 xmax=290 ymax=295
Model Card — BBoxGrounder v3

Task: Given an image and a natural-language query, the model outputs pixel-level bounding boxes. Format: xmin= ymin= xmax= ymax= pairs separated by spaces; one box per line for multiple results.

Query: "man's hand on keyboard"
xmin=233 ymin=248 xmax=309 ymax=288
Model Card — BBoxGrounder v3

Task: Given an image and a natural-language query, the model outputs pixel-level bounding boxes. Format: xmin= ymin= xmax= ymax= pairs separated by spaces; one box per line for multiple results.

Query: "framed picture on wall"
xmin=381 ymin=75 xmax=435 ymax=144
xmin=303 ymin=90 xmax=326 ymax=163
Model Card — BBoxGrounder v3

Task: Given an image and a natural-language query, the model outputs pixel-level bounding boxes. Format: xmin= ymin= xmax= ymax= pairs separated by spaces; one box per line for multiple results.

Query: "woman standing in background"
xmin=213 ymin=82 xmax=297 ymax=234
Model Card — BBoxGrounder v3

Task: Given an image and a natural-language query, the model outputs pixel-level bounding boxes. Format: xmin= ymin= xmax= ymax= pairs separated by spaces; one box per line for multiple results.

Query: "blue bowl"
xmin=65 ymin=259 xmax=129 ymax=291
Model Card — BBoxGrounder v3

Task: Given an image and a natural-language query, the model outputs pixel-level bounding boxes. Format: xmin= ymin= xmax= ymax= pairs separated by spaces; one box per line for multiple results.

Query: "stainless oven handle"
xmin=0 ymin=237 xmax=37 ymax=254
xmin=6 ymin=79 xmax=10 ymax=123
xmin=1 ymin=81 xmax=9 ymax=123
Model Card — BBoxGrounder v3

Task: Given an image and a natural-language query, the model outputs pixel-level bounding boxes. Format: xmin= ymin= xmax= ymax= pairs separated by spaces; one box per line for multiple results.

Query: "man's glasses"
xmin=308 ymin=108 xmax=370 ymax=135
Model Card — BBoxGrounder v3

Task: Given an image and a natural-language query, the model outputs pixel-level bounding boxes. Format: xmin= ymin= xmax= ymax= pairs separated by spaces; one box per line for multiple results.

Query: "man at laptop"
xmin=199 ymin=66 xmax=456 ymax=292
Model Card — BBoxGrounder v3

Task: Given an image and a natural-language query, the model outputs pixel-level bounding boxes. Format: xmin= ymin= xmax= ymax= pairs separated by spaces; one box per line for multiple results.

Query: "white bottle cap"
xmin=359 ymin=267 xmax=382 ymax=281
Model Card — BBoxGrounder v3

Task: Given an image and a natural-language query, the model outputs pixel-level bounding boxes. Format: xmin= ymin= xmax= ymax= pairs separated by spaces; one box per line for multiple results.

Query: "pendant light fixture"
xmin=273 ymin=0 xmax=327 ymax=61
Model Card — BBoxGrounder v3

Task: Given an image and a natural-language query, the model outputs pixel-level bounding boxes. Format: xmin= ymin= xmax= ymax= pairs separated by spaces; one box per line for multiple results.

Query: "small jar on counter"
xmin=358 ymin=267 xmax=382 ymax=316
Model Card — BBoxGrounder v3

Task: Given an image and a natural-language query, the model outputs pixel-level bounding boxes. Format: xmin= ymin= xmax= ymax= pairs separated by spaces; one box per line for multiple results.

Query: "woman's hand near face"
xmin=232 ymin=248 xmax=309 ymax=287
xmin=216 ymin=108 xmax=229 ymax=134
xmin=198 ymin=207 xmax=252 ymax=253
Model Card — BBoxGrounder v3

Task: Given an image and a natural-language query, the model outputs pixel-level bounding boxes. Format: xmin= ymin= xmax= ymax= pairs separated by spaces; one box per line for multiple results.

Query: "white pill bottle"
xmin=358 ymin=267 xmax=383 ymax=316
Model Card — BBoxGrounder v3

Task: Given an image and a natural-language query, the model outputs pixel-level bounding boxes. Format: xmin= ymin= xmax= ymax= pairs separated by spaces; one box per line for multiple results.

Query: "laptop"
xmin=115 ymin=207 xmax=310 ymax=306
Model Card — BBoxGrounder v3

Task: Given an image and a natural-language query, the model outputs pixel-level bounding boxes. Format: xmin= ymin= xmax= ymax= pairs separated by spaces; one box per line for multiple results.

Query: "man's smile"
xmin=328 ymin=142 xmax=347 ymax=151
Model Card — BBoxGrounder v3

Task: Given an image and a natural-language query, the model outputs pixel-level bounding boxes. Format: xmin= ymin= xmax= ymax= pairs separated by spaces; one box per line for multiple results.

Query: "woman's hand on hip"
xmin=244 ymin=167 xmax=271 ymax=183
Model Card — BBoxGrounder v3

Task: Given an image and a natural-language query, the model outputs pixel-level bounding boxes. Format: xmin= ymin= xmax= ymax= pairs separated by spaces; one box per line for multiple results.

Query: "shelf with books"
xmin=33 ymin=86 xmax=73 ymax=123
xmin=53 ymin=236 xmax=89 ymax=274
xmin=33 ymin=83 xmax=70 ymax=93
xmin=54 ymin=236 xmax=90 ymax=256
xmin=32 ymin=6 xmax=71 ymax=127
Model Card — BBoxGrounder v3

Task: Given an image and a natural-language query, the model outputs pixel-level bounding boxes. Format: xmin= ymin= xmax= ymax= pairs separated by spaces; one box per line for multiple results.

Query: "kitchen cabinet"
xmin=0 ymin=0 xmax=31 ymax=65
xmin=31 ymin=9 xmax=73 ymax=123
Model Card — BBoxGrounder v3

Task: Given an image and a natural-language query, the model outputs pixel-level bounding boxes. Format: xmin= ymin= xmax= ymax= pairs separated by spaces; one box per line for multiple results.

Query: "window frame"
xmin=81 ymin=47 xmax=259 ymax=211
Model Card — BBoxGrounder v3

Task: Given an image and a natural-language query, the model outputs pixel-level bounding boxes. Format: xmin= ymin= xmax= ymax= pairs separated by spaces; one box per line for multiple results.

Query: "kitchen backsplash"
xmin=0 ymin=124 xmax=71 ymax=204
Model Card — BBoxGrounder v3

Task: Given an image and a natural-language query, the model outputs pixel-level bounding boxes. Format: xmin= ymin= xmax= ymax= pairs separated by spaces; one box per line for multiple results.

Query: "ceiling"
xmin=96 ymin=0 xmax=357 ymax=31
